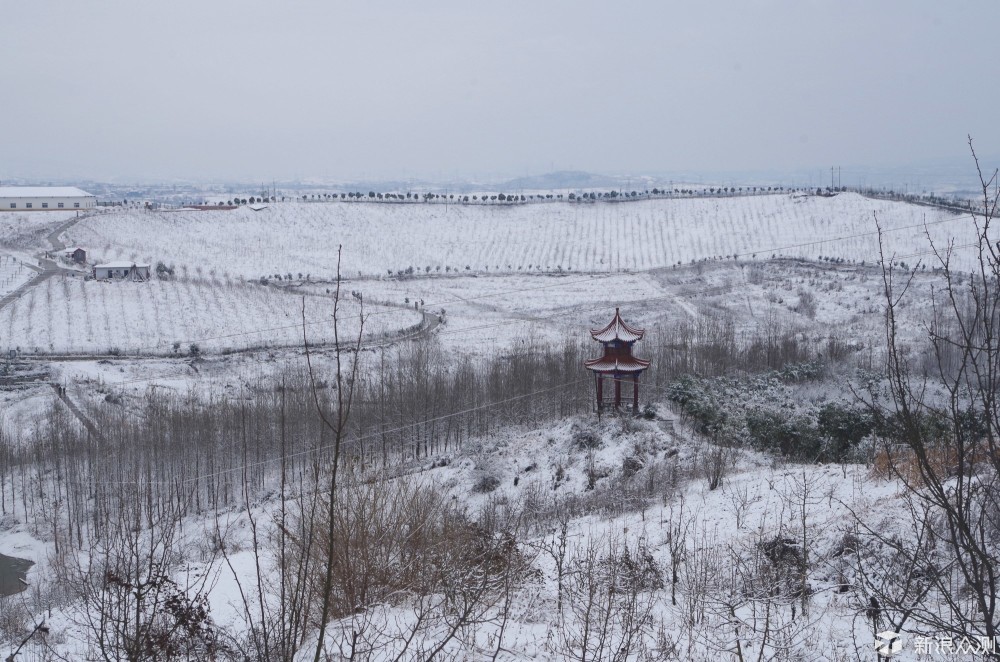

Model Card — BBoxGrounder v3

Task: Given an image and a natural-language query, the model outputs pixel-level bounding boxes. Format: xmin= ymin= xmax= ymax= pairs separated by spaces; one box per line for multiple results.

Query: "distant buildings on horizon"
xmin=0 ymin=186 xmax=96 ymax=211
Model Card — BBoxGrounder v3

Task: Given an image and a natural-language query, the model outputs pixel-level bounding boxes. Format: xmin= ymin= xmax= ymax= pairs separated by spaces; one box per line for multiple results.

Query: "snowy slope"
xmin=0 ymin=275 xmax=421 ymax=355
xmin=64 ymin=194 xmax=978 ymax=281
xmin=0 ymin=254 xmax=35 ymax=300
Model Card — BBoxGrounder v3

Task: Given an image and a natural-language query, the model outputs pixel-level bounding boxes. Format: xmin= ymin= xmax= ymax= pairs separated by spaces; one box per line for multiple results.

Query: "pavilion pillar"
xmin=633 ymin=374 xmax=639 ymax=412
xmin=596 ymin=374 xmax=603 ymax=411
xmin=614 ymin=374 xmax=621 ymax=407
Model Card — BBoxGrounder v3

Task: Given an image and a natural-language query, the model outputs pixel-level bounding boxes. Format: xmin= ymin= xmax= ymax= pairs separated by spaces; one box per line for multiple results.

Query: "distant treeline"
xmin=146 ymin=184 xmax=986 ymax=216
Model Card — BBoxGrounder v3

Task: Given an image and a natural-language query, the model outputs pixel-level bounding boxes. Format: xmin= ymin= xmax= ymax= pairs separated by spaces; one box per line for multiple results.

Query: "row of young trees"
xmin=290 ymin=187 xmax=793 ymax=204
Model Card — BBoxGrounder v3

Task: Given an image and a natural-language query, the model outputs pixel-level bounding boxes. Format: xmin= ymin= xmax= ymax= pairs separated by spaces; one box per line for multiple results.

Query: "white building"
xmin=0 ymin=186 xmax=96 ymax=211
xmin=93 ymin=262 xmax=151 ymax=281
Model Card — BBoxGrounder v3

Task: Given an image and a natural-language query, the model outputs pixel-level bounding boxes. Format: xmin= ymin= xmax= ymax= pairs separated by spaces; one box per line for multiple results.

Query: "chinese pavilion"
xmin=584 ymin=308 xmax=650 ymax=414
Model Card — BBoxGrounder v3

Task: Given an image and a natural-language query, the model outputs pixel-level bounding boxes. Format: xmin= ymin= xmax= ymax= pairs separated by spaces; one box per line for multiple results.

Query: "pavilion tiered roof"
xmin=590 ymin=307 xmax=645 ymax=343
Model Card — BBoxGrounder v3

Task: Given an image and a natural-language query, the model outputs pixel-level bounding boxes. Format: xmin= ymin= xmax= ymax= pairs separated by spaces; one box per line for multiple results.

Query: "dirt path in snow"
xmin=0 ymin=216 xmax=88 ymax=312
xmin=51 ymin=383 xmax=103 ymax=440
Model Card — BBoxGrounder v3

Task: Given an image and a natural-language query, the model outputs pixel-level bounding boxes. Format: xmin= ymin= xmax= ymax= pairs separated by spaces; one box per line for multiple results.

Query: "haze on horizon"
xmin=2 ymin=0 xmax=998 ymax=184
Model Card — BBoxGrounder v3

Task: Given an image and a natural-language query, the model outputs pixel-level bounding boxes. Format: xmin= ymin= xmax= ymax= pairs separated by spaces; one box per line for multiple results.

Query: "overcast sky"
xmin=2 ymin=1 xmax=998 ymax=183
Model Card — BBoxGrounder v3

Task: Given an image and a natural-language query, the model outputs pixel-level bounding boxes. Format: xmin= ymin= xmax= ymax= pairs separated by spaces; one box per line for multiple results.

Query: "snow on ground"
xmin=318 ymin=272 xmax=675 ymax=358
xmin=11 ymin=410 xmax=926 ymax=660
xmin=65 ymin=193 xmax=979 ymax=280
xmin=5 ymin=192 xmax=963 ymax=361
xmin=339 ymin=414 xmax=946 ymax=661
xmin=0 ymin=385 xmax=59 ymax=440
xmin=333 ymin=259 xmax=936 ymax=364
xmin=0 ymin=274 xmax=422 ymax=355
xmin=1 ymin=195 xmax=980 ymax=658
xmin=0 ymin=254 xmax=35 ymax=300
xmin=0 ymin=210 xmax=78 ymax=263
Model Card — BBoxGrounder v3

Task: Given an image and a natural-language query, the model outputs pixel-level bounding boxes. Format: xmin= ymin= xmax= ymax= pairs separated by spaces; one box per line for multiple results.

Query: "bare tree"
xmin=304 ymin=245 xmax=365 ymax=661
xmin=861 ymin=139 xmax=1000 ymax=651
xmin=557 ymin=532 xmax=661 ymax=661
xmin=528 ymin=496 xmax=573 ymax=612
xmin=54 ymin=489 xmax=225 ymax=661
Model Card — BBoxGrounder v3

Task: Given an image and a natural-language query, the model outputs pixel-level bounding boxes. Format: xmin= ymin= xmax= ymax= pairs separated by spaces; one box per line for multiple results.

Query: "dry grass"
xmin=871 ymin=442 xmax=997 ymax=486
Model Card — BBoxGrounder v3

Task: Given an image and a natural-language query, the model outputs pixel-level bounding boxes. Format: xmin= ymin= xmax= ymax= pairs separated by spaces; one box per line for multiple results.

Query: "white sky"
xmin=2 ymin=0 xmax=998 ymax=182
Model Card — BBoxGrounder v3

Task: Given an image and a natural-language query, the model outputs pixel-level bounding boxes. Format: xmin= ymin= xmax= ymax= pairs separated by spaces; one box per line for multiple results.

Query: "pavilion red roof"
xmin=584 ymin=355 xmax=650 ymax=373
xmin=590 ymin=308 xmax=645 ymax=343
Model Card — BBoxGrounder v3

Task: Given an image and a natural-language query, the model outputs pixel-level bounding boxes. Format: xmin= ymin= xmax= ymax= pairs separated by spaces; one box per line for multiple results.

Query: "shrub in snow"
xmin=604 ymin=538 xmax=664 ymax=592
xmin=558 ymin=534 xmax=662 ymax=658
xmin=700 ymin=444 xmax=729 ymax=490
xmin=472 ymin=474 xmax=501 ymax=494
xmin=155 ymin=261 xmax=175 ymax=279
xmin=758 ymin=536 xmax=808 ymax=596
xmin=585 ymin=457 xmax=611 ymax=490
xmin=667 ymin=376 xmax=726 ymax=436
xmin=795 ymin=288 xmax=818 ymax=319
xmin=816 ymin=402 xmax=874 ymax=463
xmin=745 ymin=409 xmax=820 ymax=459
xmin=622 ymin=454 xmax=644 ymax=478
xmin=0 ymin=513 xmax=20 ymax=531
xmin=572 ymin=425 xmax=601 ymax=450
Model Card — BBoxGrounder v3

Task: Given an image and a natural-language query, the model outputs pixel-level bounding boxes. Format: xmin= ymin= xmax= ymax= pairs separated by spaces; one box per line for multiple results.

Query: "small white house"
xmin=0 ymin=186 xmax=96 ymax=211
xmin=93 ymin=262 xmax=150 ymax=281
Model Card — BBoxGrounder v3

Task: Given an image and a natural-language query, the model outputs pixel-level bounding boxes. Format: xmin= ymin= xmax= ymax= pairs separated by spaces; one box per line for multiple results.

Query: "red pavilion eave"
xmin=583 ymin=355 xmax=650 ymax=372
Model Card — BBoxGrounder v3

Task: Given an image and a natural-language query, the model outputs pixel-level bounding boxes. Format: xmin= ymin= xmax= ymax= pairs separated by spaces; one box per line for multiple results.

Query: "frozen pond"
xmin=0 ymin=552 xmax=32 ymax=596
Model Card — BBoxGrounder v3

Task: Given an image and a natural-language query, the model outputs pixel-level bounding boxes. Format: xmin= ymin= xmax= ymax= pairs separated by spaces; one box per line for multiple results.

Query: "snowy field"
xmin=64 ymin=193 xmax=980 ymax=280
xmin=333 ymin=260 xmax=935 ymax=362
xmin=0 ymin=254 xmax=35 ymax=300
xmin=0 ymin=256 xmax=932 ymax=362
xmin=307 ymin=272 xmax=677 ymax=355
xmin=0 ymin=210 xmax=78 ymax=260
xmin=0 ymin=274 xmax=422 ymax=355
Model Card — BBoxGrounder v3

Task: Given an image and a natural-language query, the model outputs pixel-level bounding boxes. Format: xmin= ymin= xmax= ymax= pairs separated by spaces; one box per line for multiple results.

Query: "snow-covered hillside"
xmin=0 ymin=255 xmax=35 ymax=300
xmin=0 ymin=275 xmax=422 ymax=355
xmin=0 ymin=409 xmax=927 ymax=661
xmin=65 ymin=194 xmax=977 ymax=280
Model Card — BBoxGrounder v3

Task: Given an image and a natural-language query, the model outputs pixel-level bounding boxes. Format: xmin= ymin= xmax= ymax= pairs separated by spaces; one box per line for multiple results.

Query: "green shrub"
xmin=816 ymin=403 xmax=874 ymax=462
xmin=746 ymin=409 xmax=821 ymax=460
xmin=667 ymin=376 xmax=726 ymax=436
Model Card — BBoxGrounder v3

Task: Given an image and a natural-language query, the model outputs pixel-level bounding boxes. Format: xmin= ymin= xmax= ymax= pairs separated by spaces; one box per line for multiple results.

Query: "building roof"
xmin=0 ymin=186 xmax=95 ymax=198
xmin=95 ymin=262 xmax=151 ymax=270
xmin=584 ymin=355 xmax=651 ymax=373
xmin=590 ymin=308 xmax=645 ymax=343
